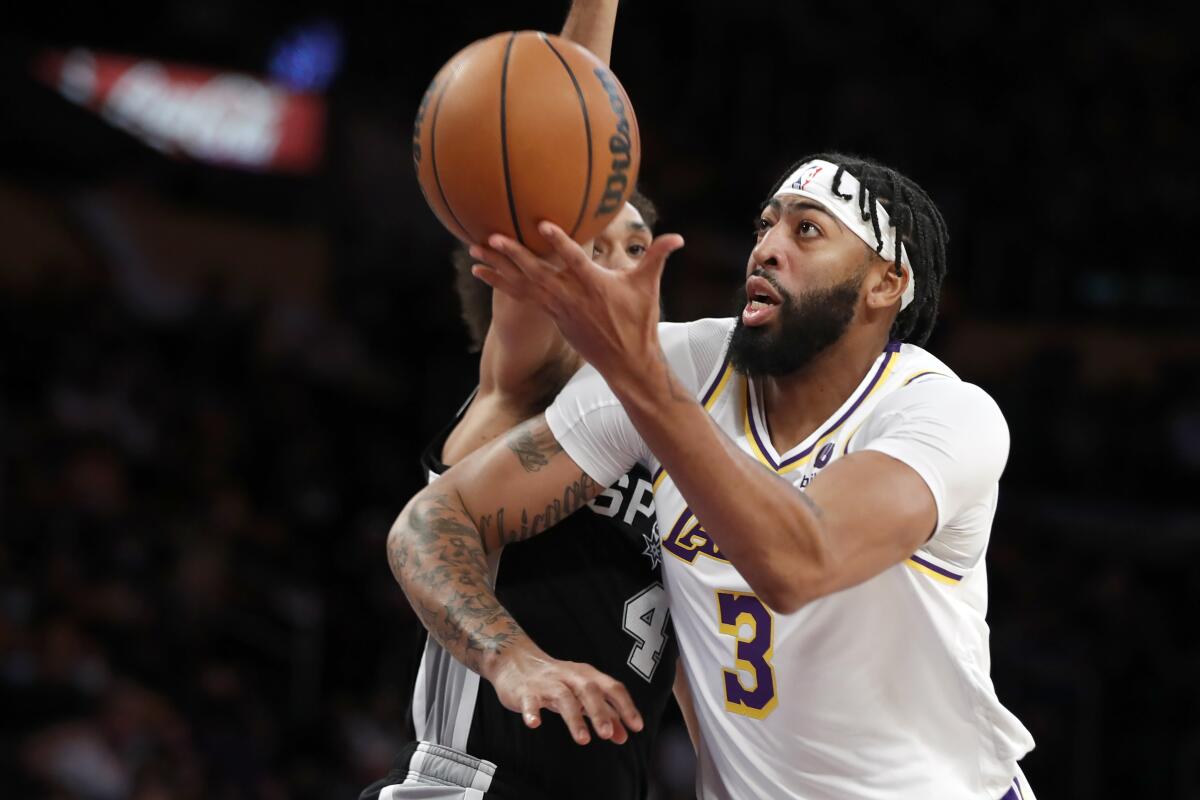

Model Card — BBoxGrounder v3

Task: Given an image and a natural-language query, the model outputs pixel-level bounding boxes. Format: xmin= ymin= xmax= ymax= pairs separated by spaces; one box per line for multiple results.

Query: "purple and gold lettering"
xmin=716 ymin=591 xmax=778 ymax=719
xmin=662 ymin=509 xmax=729 ymax=565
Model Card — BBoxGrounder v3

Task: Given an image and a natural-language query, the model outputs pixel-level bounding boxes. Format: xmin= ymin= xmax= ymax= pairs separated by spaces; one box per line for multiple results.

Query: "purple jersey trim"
xmin=700 ymin=355 xmax=731 ymax=406
xmin=908 ymin=553 xmax=964 ymax=582
xmin=903 ymin=369 xmax=944 ymax=386
xmin=747 ymin=343 xmax=899 ymax=471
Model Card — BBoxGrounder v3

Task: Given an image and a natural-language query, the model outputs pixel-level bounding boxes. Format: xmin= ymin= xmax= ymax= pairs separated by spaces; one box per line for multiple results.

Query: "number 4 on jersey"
xmin=622 ymin=583 xmax=670 ymax=682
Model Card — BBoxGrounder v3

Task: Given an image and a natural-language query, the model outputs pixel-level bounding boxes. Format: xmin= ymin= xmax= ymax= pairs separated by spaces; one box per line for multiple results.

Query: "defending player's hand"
xmin=487 ymin=646 xmax=644 ymax=746
xmin=470 ymin=221 xmax=685 ymax=378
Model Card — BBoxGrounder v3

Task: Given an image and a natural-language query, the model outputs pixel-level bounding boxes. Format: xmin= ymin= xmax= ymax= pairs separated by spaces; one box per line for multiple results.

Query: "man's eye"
xmin=628 ymin=243 xmax=647 ymax=257
xmin=753 ymin=217 xmax=773 ymax=237
xmin=797 ymin=220 xmax=821 ymax=237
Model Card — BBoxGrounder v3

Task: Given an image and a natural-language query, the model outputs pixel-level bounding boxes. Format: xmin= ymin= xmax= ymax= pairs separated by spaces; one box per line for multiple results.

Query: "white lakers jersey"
xmin=546 ymin=318 xmax=1035 ymax=800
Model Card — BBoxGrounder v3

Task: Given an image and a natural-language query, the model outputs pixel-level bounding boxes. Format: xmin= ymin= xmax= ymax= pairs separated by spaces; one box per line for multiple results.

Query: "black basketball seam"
xmin=539 ymin=33 xmax=592 ymax=240
xmin=430 ymin=70 xmax=471 ymax=241
xmin=499 ymin=32 xmax=525 ymax=246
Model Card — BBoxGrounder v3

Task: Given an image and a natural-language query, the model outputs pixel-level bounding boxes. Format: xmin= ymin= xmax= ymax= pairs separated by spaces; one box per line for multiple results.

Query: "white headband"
xmin=773 ymin=159 xmax=915 ymax=311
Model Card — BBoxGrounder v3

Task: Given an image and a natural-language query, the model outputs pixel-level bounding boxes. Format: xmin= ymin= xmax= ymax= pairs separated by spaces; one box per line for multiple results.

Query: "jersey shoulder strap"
xmin=419 ymin=386 xmax=480 ymax=478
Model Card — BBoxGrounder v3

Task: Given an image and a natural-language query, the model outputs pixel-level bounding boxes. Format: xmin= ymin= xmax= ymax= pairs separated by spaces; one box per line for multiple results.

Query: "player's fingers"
xmin=537 ymin=221 xmax=596 ymax=277
xmin=605 ymin=710 xmax=629 ymax=745
xmin=488 ymin=234 xmax=567 ymax=284
xmin=599 ymin=676 xmax=644 ymax=734
xmin=573 ymin=676 xmax=624 ymax=743
xmin=471 ymin=261 xmax=561 ymax=313
xmin=470 ymin=264 xmax=530 ymax=302
xmin=465 ymin=242 xmax=532 ymax=289
xmin=633 ymin=233 xmax=685 ymax=290
xmin=547 ymin=685 xmax=591 ymax=745
xmin=469 ymin=243 xmax=526 ymax=285
xmin=520 ymin=695 xmax=543 ymax=730
xmin=468 ymin=242 xmax=520 ymax=273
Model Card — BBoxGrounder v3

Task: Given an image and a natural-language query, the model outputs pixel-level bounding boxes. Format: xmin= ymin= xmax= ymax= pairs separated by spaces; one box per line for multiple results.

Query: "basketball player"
xmin=359 ymin=4 xmax=686 ymax=797
xmin=386 ymin=153 xmax=1038 ymax=798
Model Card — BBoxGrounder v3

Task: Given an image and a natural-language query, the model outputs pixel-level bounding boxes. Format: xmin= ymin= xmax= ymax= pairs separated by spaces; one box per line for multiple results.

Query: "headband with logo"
xmin=773 ymin=159 xmax=915 ymax=311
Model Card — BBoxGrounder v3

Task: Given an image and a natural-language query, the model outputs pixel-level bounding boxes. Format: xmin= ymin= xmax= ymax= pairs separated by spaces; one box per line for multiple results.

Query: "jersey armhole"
xmin=420 ymin=386 xmax=480 ymax=477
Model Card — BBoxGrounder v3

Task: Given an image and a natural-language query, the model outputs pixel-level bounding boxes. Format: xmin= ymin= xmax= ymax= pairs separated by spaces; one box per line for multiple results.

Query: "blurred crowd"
xmin=2 ymin=0 xmax=1198 ymax=798
xmin=1 ymin=265 xmax=422 ymax=798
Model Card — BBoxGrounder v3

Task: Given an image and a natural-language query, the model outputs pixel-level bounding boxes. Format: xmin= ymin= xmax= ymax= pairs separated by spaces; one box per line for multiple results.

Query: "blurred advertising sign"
xmin=34 ymin=48 xmax=325 ymax=173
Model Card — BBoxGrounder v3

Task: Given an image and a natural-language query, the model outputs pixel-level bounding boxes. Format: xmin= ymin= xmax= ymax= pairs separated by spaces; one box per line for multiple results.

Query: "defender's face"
xmin=590 ymin=203 xmax=652 ymax=272
xmin=742 ymin=197 xmax=872 ymax=328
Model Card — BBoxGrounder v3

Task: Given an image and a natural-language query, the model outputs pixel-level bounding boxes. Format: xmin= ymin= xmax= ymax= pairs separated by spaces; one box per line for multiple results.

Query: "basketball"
xmin=413 ymin=31 xmax=641 ymax=256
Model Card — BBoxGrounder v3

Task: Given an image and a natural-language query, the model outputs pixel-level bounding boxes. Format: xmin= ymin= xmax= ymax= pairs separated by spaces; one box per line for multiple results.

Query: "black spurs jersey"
xmin=409 ymin=393 xmax=678 ymax=799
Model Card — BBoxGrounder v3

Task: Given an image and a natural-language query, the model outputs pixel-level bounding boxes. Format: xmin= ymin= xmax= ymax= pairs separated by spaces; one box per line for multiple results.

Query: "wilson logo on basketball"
xmin=593 ymin=67 xmax=633 ymax=217
xmin=412 ymin=31 xmax=640 ymax=254
xmin=412 ymin=79 xmax=436 ymax=166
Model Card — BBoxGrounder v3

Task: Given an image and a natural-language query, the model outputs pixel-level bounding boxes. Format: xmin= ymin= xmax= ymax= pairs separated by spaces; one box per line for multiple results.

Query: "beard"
xmin=728 ymin=270 xmax=860 ymax=377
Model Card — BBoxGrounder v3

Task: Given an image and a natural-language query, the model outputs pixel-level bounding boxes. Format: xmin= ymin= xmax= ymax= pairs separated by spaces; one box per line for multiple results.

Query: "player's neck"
xmin=759 ymin=327 xmax=892 ymax=454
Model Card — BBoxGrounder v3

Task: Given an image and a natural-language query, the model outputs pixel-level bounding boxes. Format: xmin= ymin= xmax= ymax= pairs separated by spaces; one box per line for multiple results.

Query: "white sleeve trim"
xmin=544 ymin=400 xmax=641 ymax=489
xmin=544 ymin=319 xmax=736 ymax=488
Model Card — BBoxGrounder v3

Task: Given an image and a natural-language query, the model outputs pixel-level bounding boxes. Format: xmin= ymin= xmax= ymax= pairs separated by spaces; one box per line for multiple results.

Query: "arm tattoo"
xmin=387 ymin=468 xmax=599 ymax=672
xmin=506 ymin=423 xmax=564 ymax=473
xmin=388 ymin=492 xmax=525 ymax=671
xmin=476 ymin=470 xmax=598 ymax=549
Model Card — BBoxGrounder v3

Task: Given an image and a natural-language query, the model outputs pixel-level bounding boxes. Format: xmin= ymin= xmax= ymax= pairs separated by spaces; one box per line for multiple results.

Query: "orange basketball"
xmin=412 ymin=31 xmax=641 ymax=256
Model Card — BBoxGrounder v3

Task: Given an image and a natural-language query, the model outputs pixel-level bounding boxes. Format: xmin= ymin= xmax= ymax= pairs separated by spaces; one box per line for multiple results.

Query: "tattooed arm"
xmin=388 ymin=415 xmax=643 ymax=745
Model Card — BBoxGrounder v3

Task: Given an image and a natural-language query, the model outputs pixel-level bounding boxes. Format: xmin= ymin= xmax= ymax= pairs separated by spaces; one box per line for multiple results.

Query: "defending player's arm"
xmin=388 ymin=414 xmax=645 ymax=746
xmin=561 ymin=0 xmax=620 ymax=64
xmin=471 ymin=224 xmax=1002 ymax=615
xmin=441 ymin=0 xmax=622 ymax=463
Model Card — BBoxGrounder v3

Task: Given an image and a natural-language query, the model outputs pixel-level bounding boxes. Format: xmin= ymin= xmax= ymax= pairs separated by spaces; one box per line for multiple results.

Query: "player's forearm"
xmin=386 ymin=487 xmax=535 ymax=678
xmin=484 ymin=291 xmax=575 ymax=401
xmin=608 ymin=356 xmax=832 ymax=613
xmin=389 ymin=418 xmax=605 ymax=677
xmin=561 ymin=0 xmax=621 ymax=64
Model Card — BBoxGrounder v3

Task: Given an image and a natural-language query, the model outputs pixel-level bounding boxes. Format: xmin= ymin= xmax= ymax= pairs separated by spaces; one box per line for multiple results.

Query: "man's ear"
xmin=864 ymin=257 xmax=908 ymax=311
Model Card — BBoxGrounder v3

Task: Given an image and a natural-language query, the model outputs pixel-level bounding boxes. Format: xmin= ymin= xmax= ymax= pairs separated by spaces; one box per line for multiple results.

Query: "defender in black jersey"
xmin=395 ymin=402 xmax=678 ymax=799
xmin=361 ymin=204 xmax=680 ymax=798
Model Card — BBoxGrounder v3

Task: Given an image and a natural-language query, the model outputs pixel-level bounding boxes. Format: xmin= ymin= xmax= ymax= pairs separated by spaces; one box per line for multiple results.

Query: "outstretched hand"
xmin=487 ymin=646 xmax=644 ymax=746
xmin=469 ymin=221 xmax=685 ymax=378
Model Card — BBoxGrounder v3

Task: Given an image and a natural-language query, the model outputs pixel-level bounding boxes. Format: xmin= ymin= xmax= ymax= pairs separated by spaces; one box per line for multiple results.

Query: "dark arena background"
xmin=2 ymin=1 xmax=1197 ymax=798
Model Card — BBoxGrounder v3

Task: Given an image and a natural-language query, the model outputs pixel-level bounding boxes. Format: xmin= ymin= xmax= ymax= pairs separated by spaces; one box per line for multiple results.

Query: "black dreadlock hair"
xmin=769 ymin=152 xmax=949 ymax=347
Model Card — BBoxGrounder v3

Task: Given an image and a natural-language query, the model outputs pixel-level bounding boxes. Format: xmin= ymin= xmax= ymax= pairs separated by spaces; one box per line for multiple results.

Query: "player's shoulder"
xmin=657 ymin=316 xmax=737 ymax=341
xmin=656 ymin=318 xmax=736 ymax=391
xmin=877 ymin=344 xmax=1006 ymax=436
xmin=892 ymin=342 xmax=961 ymax=386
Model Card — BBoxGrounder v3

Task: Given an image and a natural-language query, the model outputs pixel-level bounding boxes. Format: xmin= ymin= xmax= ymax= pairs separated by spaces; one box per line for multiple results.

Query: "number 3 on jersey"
xmin=716 ymin=591 xmax=777 ymax=719
xmin=623 ymin=583 xmax=671 ymax=682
